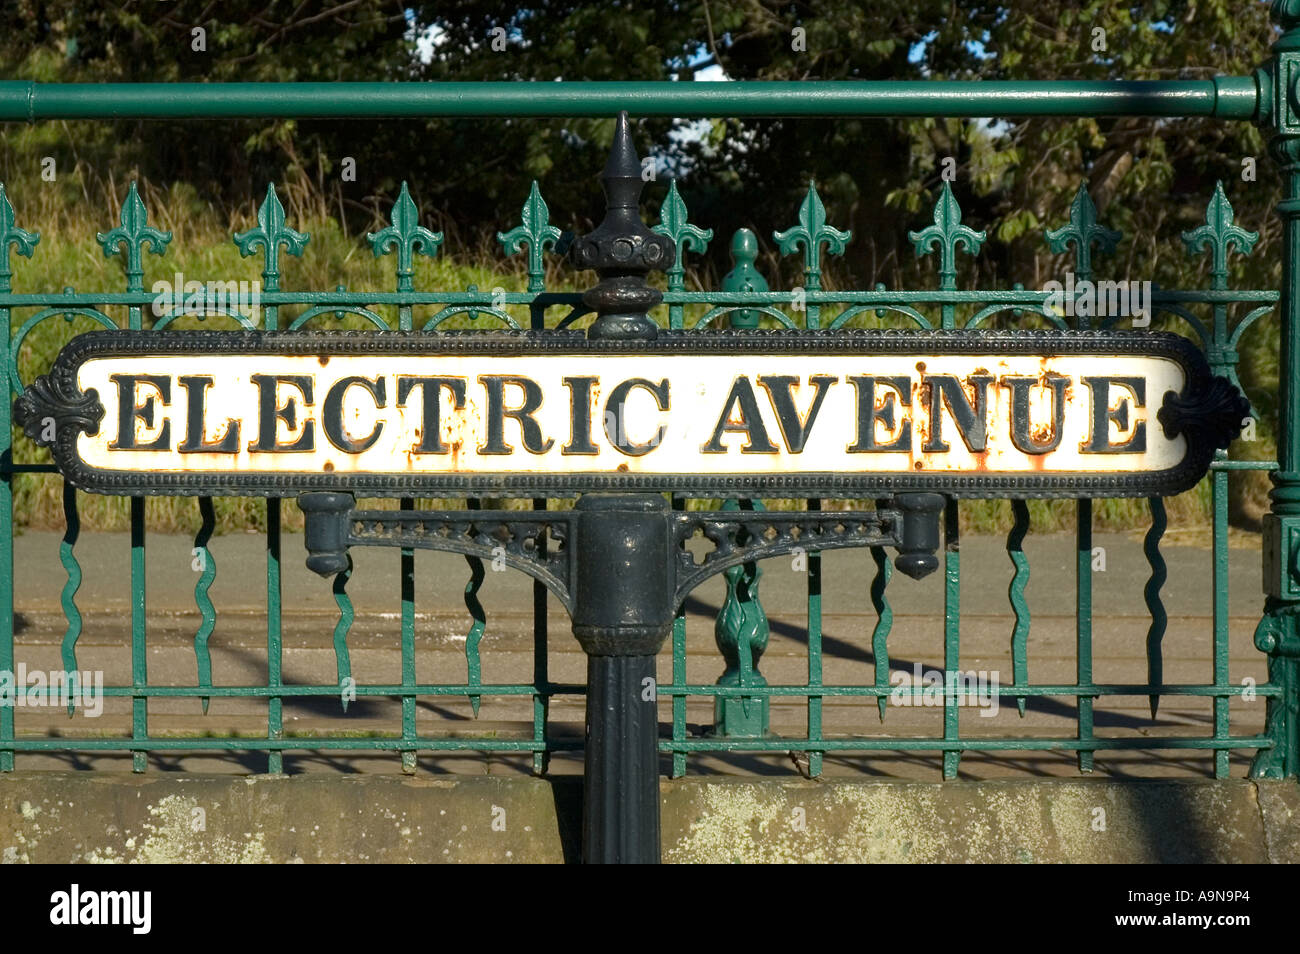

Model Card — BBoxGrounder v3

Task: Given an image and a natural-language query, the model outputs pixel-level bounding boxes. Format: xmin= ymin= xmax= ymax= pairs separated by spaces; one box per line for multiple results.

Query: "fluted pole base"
xmin=584 ymin=654 xmax=660 ymax=863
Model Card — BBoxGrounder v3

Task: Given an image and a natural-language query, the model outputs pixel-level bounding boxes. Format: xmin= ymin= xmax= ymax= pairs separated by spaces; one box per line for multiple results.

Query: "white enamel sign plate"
xmin=16 ymin=329 xmax=1236 ymax=499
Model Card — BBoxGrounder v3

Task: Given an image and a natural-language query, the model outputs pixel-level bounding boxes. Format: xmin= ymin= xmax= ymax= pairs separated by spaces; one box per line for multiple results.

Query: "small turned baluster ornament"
xmin=569 ymin=111 xmax=676 ymax=340
xmin=721 ymin=228 xmax=768 ymax=329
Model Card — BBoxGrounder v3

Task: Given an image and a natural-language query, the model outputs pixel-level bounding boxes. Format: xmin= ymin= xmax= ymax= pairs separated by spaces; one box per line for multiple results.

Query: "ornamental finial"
xmin=569 ymin=111 xmax=675 ymax=340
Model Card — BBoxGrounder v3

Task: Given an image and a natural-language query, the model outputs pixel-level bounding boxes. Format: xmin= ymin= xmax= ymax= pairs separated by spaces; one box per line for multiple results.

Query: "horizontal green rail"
xmin=0 ymin=78 xmax=1261 ymax=121
xmin=5 ymin=738 xmax=579 ymax=752
xmin=0 ymin=737 xmax=1270 ymax=753
xmin=662 ymin=737 xmax=1273 ymax=752
xmin=13 ymin=684 xmax=586 ymax=698
xmin=10 ymin=682 xmax=1278 ymax=703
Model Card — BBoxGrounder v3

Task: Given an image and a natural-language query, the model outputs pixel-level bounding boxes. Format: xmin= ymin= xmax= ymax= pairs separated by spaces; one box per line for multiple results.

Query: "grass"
xmin=1 ymin=175 xmax=1267 ymax=537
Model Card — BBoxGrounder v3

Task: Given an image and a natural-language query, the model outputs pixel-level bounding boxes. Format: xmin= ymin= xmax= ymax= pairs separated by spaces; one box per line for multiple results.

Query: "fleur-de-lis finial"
xmin=773 ymin=181 xmax=851 ymax=292
xmin=233 ymin=183 xmax=309 ymax=290
xmin=652 ymin=180 xmax=712 ymax=292
xmin=1044 ymin=182 xmax=1120 ymax=283
xmin=96 ymin=181 xmax=171 ymax=292
xmin=0 ymin=183 xmax=39 ymax=291
xmin=908 ymin=180 xmax=986 ymax=290
xmin=498 ymin=181 xmax=562 ymax=293
xmin=1182 ymin=181 xmax=1258 ymax=290
xmin=368 ymin=182 xmax=442 ymax=292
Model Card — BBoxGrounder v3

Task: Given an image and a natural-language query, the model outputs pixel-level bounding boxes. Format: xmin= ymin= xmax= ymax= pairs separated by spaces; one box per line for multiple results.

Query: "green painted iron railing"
xmin=0 ymin=171 xmax=1277 ymax=777
xmin=0 ymin=70 xmax=1288 ymax=779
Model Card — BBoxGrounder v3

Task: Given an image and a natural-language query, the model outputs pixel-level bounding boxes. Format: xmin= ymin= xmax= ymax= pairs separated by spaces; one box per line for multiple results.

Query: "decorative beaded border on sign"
xmin=14 ymin=328 xmax=1240 ymax=499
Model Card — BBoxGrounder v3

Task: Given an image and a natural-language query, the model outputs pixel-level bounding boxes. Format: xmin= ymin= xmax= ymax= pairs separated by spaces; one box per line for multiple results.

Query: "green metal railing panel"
xmin=0 ymin=75 xmax=1284 ymax=780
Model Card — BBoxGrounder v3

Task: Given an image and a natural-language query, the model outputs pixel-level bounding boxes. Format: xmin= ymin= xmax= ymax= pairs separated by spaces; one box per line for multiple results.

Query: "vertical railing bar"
xmin=400 ymin=497 xmax=417 ymax=775
xmin=942 ymin=498 xmax=960 ymax=780
xmin=1204 ymin=254 xmax=1236 ymax=776
xmin=127 ymin=241 xmax=147 ymax=773
xmin=58 ymin=480 xmax=83 ymax=715
xmin=806 ymin=497 xmax=823 ymax=778
xmin=1143 ymin=496 xmax=1169 ymax=720
xmin=532 ymin=496 xmax=550 ymax=776
xmin=262 ymin=235 xmax=283 ymax=775
xmin=1076 ymin=499 xmax=1095 ymax=773
xmin=0 ymin=290 xmax=10 ymax=770
xmin=0 ymin=378 xmax=10 ymax=769
xmin=332 ymin=555 xmax=354 ymax=710
xmin=870 ymin=543 xmax=893 ymax=722
xmin=671 ymin=495 xmax=688 ymax=779
xmin=463 ymin=499 xmax=485 ymax=716
xmin=266 ymin=498 xmax=283 ymax=774
xmin=529 ymin=306 xmax=550 ymax=775
xmin=193 ymin=496 xmax=216 ymax=714
xmin=1212 ymin=466 xmax=1231 ymax=778
xmin=130 ymin=496 xmax=147 ymax=772
xmin=1007 ymin=499 xmax=1031 ymax=717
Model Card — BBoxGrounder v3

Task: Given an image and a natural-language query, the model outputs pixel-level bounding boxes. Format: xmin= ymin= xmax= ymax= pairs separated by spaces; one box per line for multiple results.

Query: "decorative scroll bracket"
xmin=299 ymin=491 xmax=944 ymax=617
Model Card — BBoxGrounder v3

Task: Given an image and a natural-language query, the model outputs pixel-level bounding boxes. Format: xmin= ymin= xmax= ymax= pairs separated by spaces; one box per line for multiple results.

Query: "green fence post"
xmin=1256 ymin=1 xmax=1300 ymax=779
xmin=0 ymin=184 xmax=36 ymax=772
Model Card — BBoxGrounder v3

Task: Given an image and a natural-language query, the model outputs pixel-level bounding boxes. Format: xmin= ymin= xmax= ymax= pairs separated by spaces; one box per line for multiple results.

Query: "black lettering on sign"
xmin=250 ymin=374 xmax=314 ymax=452
xmin=324 ymin=376 xmax=386 ymax=454
xmin=397 ymin=377 xmax=466 ymax=454
xmin=847 ymin=375 xmax=912 ymax=453
xmin=702 ymin=377 xmax=777 ymax=454
xmin=178 ymin=375 xmax=239 ymax=453
xmin=109 ymin=374 xmax=172 ymax=451
xmin=605 ymin=378 xmax=669 ymax=457
xmin=562 ymin=376 xmax=599 ymax=455
xmin=923 ymin=374 xmax=992 ymax=453
xmin=1002 ymin=374 xmax=1068 ymax=455
xmin=478 ymin=375 xmax=554 ymax=455
xmin=756 ymin=375 xmax=835 ymax=453
xmin=1081 ymin=376 xmax=1146 ymax=453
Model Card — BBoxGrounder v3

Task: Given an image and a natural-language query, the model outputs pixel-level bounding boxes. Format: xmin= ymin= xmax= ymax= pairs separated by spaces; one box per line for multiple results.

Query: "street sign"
xmin=15 ymin=327 xmax=1246 ymax=498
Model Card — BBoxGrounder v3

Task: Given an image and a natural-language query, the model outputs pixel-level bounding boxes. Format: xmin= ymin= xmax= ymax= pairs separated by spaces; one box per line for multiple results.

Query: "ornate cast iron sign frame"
xmin=15 ymin=326 xmax=1245 ymax=501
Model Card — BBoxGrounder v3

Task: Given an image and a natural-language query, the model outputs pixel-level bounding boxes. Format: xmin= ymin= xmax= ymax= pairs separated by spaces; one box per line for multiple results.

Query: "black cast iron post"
xmin=570 ymin=494 xmax=675 ymax=863
xmin=568 ymin=110 xmax=677 ymax=862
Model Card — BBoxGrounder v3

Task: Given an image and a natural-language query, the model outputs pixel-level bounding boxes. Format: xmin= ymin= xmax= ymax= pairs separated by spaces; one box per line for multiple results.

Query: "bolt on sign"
xmin=15 ymin=328 xmax=1246 ymax=498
